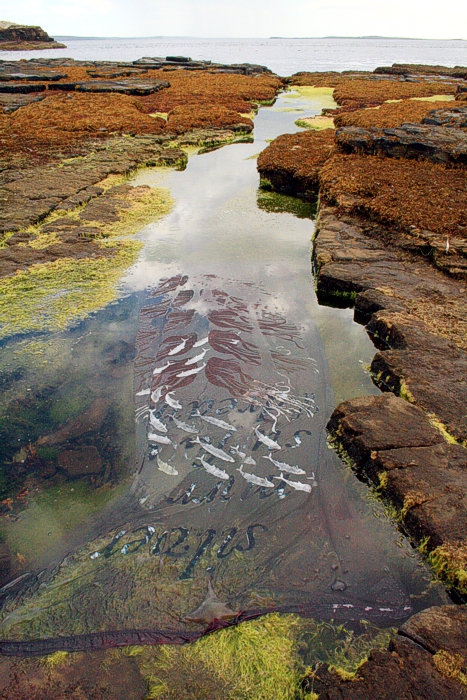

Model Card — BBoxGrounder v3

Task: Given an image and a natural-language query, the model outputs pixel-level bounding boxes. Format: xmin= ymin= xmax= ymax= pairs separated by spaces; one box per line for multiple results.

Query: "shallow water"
xmin=1 ymin=36 xmax=466 ymax=75
xmin=0 ymin=91 xmax=445 ymax=692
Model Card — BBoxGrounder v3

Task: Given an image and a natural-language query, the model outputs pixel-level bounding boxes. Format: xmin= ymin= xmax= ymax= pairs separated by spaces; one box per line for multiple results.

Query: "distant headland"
xmin=0 ymin=21 xmax=66 ymax=50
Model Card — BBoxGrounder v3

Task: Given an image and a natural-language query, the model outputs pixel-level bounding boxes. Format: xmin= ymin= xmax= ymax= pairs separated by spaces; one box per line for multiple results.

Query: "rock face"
xmin=307 ymin=606 xmax=467 ymax=699
xmin=0 ymin=21 xmax=65 ymax=50
xmin=336 ymin=123 xmax=467 ymax=165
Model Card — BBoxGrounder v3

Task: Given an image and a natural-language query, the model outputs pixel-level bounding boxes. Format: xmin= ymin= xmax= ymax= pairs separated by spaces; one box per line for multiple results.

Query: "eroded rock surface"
xmin=48 ymin=79 xmax=170 ymax=95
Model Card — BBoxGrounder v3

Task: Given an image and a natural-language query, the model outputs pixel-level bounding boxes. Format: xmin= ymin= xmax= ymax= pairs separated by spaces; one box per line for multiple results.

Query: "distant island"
xmin=0 ymin=21 xmax=66 ymax=50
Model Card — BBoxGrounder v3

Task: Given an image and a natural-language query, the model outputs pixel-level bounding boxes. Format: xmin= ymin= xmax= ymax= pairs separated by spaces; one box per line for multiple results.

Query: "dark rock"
xmin=0 ymin=22 xmax=52 ymax=43
xmin=166 ymin=55 xmax=191 ymax=62
xmin=0 ymin=92 xmax=45 ymax=113
xmin=0 ymin=82 xmax=45 ymax=93
xmin=400 ymin=605 xmax=467 ymax=656
xmin=327 ymin=394 xmax=467 ymax=555
xmin=336 ymin=123 xmax=467 ymax=165
xmin=422 ymin=105 xmax=467 ymax=128
xmin=56 ymin=185 xmax=104 ymax=211
xmin=48 ymin=79 xmax=170 ymax=95
xmin=368 ymin=312 xmax=467 ymax=442
xmin=0 ymin=67 xmax=66 ymax=81
xmin=86 ymin=67 xmax=148 ymax=79
xmin=37 ymin=398 xmax=110 ymax=447
xmin=327 ymin=393 xmax=444 ymax=463
xmin=0 ymin=22 xmax=65 ymax=49
xmin=374 ymin=63 xmax=467 ymax=79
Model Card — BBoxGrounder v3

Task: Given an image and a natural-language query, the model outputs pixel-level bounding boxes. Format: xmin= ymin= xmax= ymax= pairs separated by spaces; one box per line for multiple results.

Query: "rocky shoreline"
xmin=0 ymin=21 xmax=65 ymax=50
xmin=0 ymin=56 xmax=280 ymax=341
xmin=258 ymin=64 xmax=467 ymax=698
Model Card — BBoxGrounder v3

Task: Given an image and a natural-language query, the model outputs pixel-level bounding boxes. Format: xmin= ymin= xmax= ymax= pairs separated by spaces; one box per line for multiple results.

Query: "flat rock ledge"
xmin=305 ymin=605 xmax=467 ymax=699
xmin=336 ymin=122 xmax=467 ymax=165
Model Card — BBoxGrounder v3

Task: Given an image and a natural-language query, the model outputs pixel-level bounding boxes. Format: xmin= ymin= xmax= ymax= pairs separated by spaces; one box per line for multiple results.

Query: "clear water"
xmin=0 ymin=91 xmax=445 ymax=655
xmin=1 ymin=36 xmax=466 ymax=75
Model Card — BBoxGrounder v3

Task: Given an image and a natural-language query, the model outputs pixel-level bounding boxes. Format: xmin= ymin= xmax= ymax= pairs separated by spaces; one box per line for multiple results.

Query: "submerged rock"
xmin=308 ymin=606 xmax=467 ymax=699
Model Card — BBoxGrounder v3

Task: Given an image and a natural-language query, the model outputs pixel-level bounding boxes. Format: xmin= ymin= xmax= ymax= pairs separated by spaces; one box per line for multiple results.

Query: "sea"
xmin=0 ymin=36 xmax=466 ymax=75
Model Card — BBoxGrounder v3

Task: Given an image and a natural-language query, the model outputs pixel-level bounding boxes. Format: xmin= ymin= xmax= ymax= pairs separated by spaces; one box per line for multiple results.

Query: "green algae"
xmin=135 ymin=614 xmax=304 ymax=700
xmin=0 ymin=185 xmax=174 ymax=340
xmin=256 ymin=189 xmax=317 ymax=219
xmin=0 ymin=480 xmax=125 ymax=566
xmin=0 ymin=243 xmax=140 ymax=339
xmin=295 ymin=116 xmax=335 ymax=131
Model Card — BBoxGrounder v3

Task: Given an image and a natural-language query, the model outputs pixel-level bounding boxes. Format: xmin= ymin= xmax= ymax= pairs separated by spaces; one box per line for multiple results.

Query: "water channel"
xmin=0 ymin=88 xmax=446 ymax=690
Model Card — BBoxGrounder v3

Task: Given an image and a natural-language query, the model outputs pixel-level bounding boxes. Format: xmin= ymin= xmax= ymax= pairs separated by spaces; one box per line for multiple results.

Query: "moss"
xmin=256 ymin=189 xmax=316 ymax=218
xmin=401 ymin=490 xmax=428 ymax=518
xmin=0 ymin=243 xmax=138 ymax=339
xmin=285 ymin=86 xmax=335 ymax=99
xmin=433 ymin=650 xmax=467 ymax=685
xmin=427 ymin=413 xmax=460 ymax=445
xmin=259 ymin=176 xmax=274 ymax=190
xmin=377 ymin=471 xmax=388 ymax=491
xmin=399 ymin=379 xmax=415 ymax=404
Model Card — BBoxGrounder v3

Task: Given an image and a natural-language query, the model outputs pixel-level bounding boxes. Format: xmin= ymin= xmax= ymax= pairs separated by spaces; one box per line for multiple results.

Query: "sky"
xmin=1 ymin=0 xmax=466 ymax=40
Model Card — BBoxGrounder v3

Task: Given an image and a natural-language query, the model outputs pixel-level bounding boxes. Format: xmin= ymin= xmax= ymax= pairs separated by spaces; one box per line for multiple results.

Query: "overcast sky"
xmin=2 ymin=0 xmax=466 ymax=40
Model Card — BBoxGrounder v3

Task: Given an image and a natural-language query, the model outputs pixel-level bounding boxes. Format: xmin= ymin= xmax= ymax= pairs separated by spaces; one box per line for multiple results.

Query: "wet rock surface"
xmin=308 ymin=607 xmax=467 ymax=699
xmin=336 ymin=123 xmax=467 ymax=165
xmin=327 ymin=393 xmax=467 ymax=591
xmin=0 ymin=135 xmax=185 ymax=236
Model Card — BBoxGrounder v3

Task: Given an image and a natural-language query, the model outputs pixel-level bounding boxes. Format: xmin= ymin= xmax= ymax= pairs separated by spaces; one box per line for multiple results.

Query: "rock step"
xmin=336 ymin=123 xmax=467 ymax=165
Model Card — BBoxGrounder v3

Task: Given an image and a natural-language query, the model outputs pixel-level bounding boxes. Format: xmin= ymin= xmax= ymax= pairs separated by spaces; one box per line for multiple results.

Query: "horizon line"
xmin=52 ymin=34 xmax=467 ymax=42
